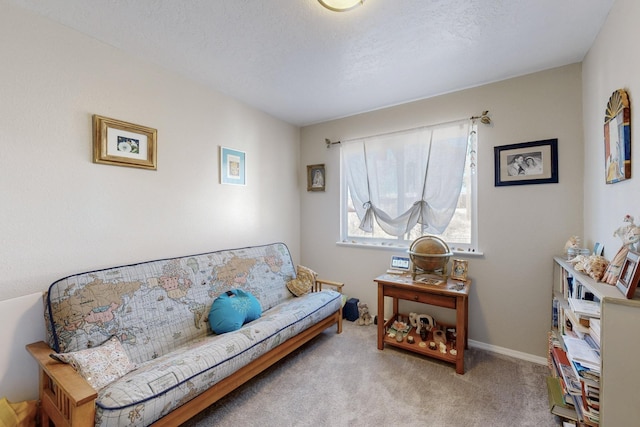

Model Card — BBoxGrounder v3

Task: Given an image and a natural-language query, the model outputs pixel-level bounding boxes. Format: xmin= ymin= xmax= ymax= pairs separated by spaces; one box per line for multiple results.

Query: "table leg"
xmin=455 ymin=295 xmax=466 ymax=374
xmin=377 ymin=284 xmax=384 ymax=350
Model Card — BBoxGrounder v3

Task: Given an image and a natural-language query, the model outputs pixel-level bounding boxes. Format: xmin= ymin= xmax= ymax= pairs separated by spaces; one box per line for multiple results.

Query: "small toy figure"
xmin=409 ymin=312 xmax=435 ymax=335
xmin=357 ymin=302 xmax=373 ymax=326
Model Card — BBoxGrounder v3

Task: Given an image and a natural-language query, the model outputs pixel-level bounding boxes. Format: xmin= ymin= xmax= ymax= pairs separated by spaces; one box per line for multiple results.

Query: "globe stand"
xmin=407 ymin=236 xmax=453 ymax=281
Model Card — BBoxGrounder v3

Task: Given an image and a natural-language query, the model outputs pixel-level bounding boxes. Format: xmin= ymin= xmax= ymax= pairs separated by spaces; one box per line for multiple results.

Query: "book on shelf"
xmin=547 ymin=376 xmax=578 ymax=421
xmin=563 ymin=335 xmax=601 ymax=372
xmin=568 ymin=298 xmax=601 ymax=319
xmin=550 ymin=345 xmax=582 ymax=396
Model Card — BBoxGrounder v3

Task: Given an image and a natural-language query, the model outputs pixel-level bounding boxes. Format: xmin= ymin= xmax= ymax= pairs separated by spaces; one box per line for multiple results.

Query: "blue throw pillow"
xmin=208 ymin=289 xmax=262 ymax=334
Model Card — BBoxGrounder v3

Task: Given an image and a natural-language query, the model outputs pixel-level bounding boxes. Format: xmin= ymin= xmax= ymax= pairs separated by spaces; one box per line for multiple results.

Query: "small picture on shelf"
xmin=616 ymin=250 xmax=640 ymax=298
xmin=593 ymin=242 xmax=604 ymax=256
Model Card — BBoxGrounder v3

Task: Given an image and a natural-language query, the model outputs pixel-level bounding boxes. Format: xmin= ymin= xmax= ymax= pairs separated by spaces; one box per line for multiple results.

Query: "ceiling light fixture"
xmin=318 ymin=0 xmax=364 ymax=12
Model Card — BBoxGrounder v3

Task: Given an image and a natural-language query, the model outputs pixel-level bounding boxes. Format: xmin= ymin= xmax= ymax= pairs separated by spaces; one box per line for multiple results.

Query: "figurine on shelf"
xmin=564 ymin=235 xmax=581 ymax=253
xmin=409 ymin=312 xmax=435 ymax=336
xmin=602 ymin=215 xmax=640 ymax=285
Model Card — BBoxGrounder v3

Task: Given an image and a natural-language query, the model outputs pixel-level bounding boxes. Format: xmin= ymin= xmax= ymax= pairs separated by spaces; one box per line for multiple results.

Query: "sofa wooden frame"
xmin=27 ymin=279 xmax=343 ymax=427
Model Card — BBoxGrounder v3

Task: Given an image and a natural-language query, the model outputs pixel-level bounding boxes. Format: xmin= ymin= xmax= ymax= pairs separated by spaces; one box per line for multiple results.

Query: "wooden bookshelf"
xmin=550 ymin=257 xmax=640 ymax=426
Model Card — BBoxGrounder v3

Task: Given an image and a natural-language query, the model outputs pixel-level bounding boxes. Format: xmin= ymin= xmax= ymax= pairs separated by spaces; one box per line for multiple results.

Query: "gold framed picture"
xmin=450 ymin=259 xmax=468 ymax=281
xmin=93 ymin=115 xmax=157 ymax=170
xmin=307 ymin=164 xmax=325 ymax=191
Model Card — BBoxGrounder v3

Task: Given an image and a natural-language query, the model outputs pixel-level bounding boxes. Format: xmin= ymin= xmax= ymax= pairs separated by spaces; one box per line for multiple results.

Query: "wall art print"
xmin=93 ymin=115 xmax=157 ymax=170
xmin=494 ymin=139 xmax=558 ymax=186
xmin=604 ymin=89 xmax=631 ymax=184
xmin=220 ymin=146 xmax=246 ymax=185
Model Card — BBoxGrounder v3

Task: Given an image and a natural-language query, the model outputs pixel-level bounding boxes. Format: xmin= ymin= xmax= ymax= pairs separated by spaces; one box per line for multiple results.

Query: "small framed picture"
xmin=93 ymin=115 xmax=157 ymax=170
xmin=307 ymin=164 xmax=325 ymax=191
xmin=593 ymin=242 xmax=604 ymax=256
xmin=494 ymin=139 xmax=558 ymax=186
xmin=616 ymin=250 xmax=640 ymax=299
xmin=220 ymin=146 xmax=246 ymax=185
xmin=450 ymin=259 xmax=468 ymax=281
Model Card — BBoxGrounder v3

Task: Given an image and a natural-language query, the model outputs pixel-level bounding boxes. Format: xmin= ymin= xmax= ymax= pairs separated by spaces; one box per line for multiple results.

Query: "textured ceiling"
xmin=9 ymin=0 xmax=615 ymax=126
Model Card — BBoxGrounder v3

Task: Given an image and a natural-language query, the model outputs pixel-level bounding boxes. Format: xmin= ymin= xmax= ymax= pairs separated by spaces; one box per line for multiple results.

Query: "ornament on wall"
xmin=604 ymin=89 xmax=631 ymax=184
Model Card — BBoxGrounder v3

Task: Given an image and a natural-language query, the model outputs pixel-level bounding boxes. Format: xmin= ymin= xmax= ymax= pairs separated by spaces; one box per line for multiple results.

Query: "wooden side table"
xmin=375 ymin=273 xmax=471 ymax=374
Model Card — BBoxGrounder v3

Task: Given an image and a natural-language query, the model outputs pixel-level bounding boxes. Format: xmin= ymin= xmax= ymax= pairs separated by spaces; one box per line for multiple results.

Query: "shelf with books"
xmin=550 ymin=257 xmax=640 ymax=426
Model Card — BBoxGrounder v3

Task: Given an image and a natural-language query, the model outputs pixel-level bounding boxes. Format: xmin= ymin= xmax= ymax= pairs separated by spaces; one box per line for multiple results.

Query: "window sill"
xmin=335 ymin=241 xmax=484 ymax=257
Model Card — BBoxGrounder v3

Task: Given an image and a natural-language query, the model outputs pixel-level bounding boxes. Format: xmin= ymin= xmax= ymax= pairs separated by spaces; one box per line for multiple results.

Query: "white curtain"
xmin=342 ymin=119 xmax=472 ymax=236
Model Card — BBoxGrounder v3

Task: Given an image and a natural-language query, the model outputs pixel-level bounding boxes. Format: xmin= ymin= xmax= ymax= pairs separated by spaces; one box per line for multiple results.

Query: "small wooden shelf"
xmin=375 ymin=273 xmax=471 ymax=374
xmin=382 ymin=314 xmax=458 ymax=364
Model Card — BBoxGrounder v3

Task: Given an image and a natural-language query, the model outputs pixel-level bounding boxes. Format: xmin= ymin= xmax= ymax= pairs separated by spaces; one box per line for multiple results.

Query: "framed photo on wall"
xmin=616 ymin=250 xmax=640 ymax=299
xmin=307 ymin=164 xmax=325 ymax=191
xmin=220 ymin=146 xmax=246 ymax=185
xmin=93 ymin=115 xmax=157 ymax=170
xmin=494 ymin=138 xmax=558 ymax=186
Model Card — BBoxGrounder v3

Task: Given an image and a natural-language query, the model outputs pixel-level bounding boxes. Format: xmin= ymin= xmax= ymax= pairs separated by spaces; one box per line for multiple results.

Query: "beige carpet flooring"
xmin=181 ymin=321 xmax=562 ymax=427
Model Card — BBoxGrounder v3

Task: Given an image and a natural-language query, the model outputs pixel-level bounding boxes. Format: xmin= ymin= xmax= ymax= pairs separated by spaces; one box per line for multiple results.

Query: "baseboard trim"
xmin=468 ymin=339 xmax=547 ymax=365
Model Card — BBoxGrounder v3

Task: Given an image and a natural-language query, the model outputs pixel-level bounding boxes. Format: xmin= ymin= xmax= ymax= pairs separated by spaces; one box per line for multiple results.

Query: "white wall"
xmin=0 ymin=1 xmax=301 ymax=303
xmin=300 ymin=64 xmax=585 ymax=358
xmin=582 ymin=0 xmax=640 ymax=255
xmin=0 ymin=2 xmax=300 ymax=399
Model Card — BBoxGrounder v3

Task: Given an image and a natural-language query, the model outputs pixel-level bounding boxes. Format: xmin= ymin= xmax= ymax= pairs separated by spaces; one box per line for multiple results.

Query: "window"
xmin=340 ymin=119 xmax=478 ymax=251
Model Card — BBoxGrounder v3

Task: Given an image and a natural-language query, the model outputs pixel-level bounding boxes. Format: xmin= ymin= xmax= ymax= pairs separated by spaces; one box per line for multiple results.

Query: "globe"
xmin=408 ymin=235 xmax=453 ymax=278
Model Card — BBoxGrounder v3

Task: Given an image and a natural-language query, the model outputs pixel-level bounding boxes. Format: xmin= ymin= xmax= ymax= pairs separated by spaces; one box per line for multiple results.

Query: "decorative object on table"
xmin=307 ymin=164 xmax=325 ymax=191
xmin=433 ymin=329 xmax=447 ymax=346
xmin=494 ymin=138 xmax=558 ymax=186
xmin=220 ymin=146 xmax=246 ymax=185
xmin=428 ymin=341 xmax=437 ymax=350
xmin=93 ymin=115 xmax=157 ymax=170
xmin=356 ymin=302 xmax=373 ymax=326
xmin=604 ymin=89 xmax=631 ymax=184
xmin=388 ymin=320 xmax=411 ymax=338
xmin=615 ymin=250 xmax=640 ymax=298
xmin=407 ymin=235 xmax=453 ymax=279
xmin=395 ymin=331 xmax=404 ymax=342
xmin=602 ymin=215 xmax=640 ymax=284
xmin=406 ymin=336 xmax=415 ymax=344
xmin=450 ymin=259 xmax=468 ymax=281
xmin=408 ymin=312 xmax=435 ymax=335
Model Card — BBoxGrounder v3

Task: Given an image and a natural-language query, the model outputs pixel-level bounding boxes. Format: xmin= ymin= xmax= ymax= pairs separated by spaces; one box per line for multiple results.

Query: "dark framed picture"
xmin=307 ymin=164 xmax=325 ymax=191
xmin=93 ymin=115 xmax=157 ymax=170
xmin=616 ymin=250 xmax=640 ymax=299
xmin=494 ymin=138 xmax=558 ymax=186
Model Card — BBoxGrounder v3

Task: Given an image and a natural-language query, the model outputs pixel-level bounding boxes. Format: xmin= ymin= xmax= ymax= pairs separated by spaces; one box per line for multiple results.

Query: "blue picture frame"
xmin=220 ymin=146 xmax=246 ymax=185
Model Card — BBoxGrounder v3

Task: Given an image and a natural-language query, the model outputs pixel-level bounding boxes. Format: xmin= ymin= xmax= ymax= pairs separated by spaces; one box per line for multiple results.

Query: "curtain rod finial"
xmin=471 ymin=110 xmax=491 ymax=125
xmin=326 ymin=138 xmax=341 ymax=148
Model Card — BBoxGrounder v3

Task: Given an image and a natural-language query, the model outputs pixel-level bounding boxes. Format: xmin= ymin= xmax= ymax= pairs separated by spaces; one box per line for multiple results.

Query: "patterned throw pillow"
xmin=286 ymin=265 xmax=317 ymax=297
xmin=51 ymin=336 xmax=136 ymax=390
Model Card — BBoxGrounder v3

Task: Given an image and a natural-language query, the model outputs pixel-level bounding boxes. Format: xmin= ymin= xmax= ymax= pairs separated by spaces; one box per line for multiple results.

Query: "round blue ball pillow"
xmin=209 ymin=289 xmax=262 ymax=334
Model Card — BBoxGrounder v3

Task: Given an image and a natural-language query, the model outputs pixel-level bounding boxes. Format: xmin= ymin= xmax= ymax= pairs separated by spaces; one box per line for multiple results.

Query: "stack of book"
xmin=563 ymin=335 xmax=601 ymax=426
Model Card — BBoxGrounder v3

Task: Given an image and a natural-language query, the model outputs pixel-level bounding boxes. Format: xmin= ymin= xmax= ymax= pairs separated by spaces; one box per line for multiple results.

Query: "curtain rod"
xmin=325 ymin=110 xmax=491 ymax=148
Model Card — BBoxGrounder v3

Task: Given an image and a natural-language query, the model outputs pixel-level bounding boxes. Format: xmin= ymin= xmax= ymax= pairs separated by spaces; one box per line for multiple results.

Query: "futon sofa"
xmin=26 ymin=243 xmax=343 ymax=426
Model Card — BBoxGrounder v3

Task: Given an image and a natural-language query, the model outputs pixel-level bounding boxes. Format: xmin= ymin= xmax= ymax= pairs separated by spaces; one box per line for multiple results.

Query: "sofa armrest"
xmin=26 ymin=341 xmax=97 ymax=427
xmin=314 ymin=278 xmax=344 ymax=293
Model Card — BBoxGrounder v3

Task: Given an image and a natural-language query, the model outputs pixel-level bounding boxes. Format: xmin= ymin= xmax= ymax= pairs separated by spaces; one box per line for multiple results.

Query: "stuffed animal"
xmin=409 ymin=312 xmax=435 ymax=335
xmin=564 ymin=235 xmax=581 ymax=253
xmin=357 ymin=302 xmax=373 ymax=326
